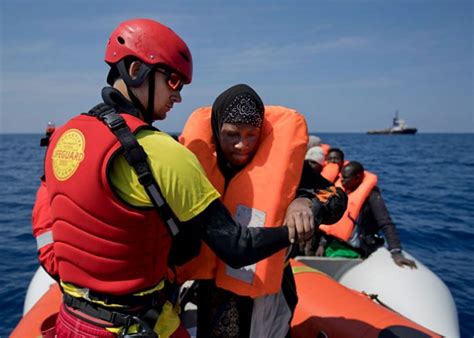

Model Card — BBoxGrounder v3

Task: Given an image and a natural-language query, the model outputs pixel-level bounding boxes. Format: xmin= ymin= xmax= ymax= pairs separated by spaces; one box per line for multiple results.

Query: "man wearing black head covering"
xmin=190 ymin=84 xmax=347 ymax=338
xmin=211 ymin=84 xmax=264 ymax=182
xmin=198 ymin=84 xmax=270 ymax=337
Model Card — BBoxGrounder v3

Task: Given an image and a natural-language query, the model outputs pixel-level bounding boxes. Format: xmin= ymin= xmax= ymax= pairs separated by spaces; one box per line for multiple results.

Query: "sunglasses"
xmin=155 ymin=68 xmax=184 ymax=92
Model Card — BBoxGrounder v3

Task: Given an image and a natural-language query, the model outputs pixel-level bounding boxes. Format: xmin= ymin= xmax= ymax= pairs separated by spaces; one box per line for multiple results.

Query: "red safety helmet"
xmin=105 ymin=18 xmax=192 ymax=85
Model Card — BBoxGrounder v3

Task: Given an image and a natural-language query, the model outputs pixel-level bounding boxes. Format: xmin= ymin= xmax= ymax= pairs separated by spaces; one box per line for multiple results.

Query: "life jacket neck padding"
xmin=320 ymin=171 xmax=378 ymax=241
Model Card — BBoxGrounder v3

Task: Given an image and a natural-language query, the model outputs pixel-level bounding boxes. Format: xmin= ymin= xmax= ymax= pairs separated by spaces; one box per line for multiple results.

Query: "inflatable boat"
xmin=292 ymin=247 xmax=459 ymax=337
xmin=11 ymin=248 xmax=459 ymax=337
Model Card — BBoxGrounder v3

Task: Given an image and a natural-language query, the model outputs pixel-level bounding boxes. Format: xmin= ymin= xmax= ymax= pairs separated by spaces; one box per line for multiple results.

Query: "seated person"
xmin=321 ymin=147 xmax=345 ymax=183
xmin=296 ymin=147 xmax=347 ymax=256
xmin=317 ymin=161 xmax=417 ymax=268
xmin=327 ymin=147 xmax=345 ymax=172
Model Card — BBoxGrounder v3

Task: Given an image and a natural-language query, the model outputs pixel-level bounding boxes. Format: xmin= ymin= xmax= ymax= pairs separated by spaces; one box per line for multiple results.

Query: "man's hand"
xmin=285 ymin=198 xmax=315 ymax=244
xmin=391 ymin=252 xmax=417 ymax=269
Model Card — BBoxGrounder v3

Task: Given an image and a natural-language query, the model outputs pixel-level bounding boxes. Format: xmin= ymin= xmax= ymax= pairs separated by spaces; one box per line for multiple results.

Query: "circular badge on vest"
xmin=52 ymin=129 xmax=85 ymax=181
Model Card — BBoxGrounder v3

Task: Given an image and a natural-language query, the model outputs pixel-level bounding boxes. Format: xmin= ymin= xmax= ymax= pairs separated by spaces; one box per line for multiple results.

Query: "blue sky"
xmin=1 ymin=0 xmax=472 ymax=133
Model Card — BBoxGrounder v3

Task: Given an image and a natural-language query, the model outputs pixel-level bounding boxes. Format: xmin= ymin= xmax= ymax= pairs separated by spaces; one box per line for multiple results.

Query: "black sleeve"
xmin=298 ymin=161 xmax=333 ymax=191
xmin=297 ymin=162 xmax=348 ymax=225
xmin=368 ymin=188 xmax=402 ymax=250
xmin=186 ymin=199 xmax=290 ymax=269
xmin=317 ymin=187 xmax=347 ymax=225
xmin=168 ymin=218 xmax=203 ymax=266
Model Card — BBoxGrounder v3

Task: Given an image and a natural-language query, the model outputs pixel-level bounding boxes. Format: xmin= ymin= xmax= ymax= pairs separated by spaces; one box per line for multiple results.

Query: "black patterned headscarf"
xmin=211 ymin=84 xmax=265 ymax=181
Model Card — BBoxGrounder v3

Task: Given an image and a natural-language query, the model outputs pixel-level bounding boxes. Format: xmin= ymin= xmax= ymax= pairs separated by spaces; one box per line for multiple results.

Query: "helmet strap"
xmin=145 ymin=71 xmax=156 ymax=125
xmin=116 ymin=59 xmax=156 ymax=125
xmin=124 ymin=74 xmax=156 ymax=125
xmin=116 ymin=60 xmax=151 ymax=87
xmin=127 ymin=70 xmax=156 ymax=125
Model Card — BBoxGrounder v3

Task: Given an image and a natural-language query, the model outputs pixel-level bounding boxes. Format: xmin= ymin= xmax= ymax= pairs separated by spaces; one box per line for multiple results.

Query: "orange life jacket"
xmin=177 ymin=106 xmax=308 ymax=298
xmin=319 ymin=171 xmax=377 ymax=241
xmin=321 ymin=160 xmax=351 ymax=183
xmin=321 ymin=162 xmax=340 ymax=183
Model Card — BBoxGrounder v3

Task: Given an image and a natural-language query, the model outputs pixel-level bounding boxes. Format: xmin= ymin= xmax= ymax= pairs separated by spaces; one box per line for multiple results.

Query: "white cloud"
xmin=198 ymin=35 xmax=371 ymax=72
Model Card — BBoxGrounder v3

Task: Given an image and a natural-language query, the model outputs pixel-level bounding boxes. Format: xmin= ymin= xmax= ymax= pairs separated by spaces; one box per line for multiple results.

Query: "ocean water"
xmin=0 ymin=133 xmax=473 ymax=337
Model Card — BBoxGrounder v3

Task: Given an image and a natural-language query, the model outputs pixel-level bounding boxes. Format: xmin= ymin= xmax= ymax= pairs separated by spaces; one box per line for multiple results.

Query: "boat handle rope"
xmin=361 ymin=291 xmax=396 ymax=312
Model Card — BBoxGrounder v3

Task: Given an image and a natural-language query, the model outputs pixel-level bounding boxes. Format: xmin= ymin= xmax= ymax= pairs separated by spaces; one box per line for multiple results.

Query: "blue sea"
xmin=1 ymin=133 xmax=473 ymax=337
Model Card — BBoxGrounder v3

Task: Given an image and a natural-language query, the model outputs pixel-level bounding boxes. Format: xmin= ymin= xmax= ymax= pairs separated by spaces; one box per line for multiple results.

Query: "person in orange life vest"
xmin=35 ymin=19 xmax=302 ymax=338
xmin=297 ymin=146 xmax=347 ymax=256
xmin=314 ymin=148 xmax=348 ymax=257
xmin=176 ymin=84 xmax=316 ymax=338
xmin=327 ymin=148 xmax=344 ymax=173
xmin=317 ymin=161 xmax=417 ymax=268
xmin=319 ymin=147 xmax=345 ymax=183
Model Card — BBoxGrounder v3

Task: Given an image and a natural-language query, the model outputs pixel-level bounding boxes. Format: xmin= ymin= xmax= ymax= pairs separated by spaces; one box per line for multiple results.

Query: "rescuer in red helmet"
xmin=31 ymin=18 xmax=313 ymax=337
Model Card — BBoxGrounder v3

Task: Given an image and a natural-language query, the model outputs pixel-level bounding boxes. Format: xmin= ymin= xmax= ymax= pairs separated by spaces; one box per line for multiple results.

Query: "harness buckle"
xmin=102 ymin=112 xmax=126 ymax=131
xmin=137 ymin=167 xmax=154 ymax=186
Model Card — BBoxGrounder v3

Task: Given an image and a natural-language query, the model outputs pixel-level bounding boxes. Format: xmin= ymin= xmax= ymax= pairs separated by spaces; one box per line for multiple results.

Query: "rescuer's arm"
xmin=32 ymin=180 xmax=59 ymax=280
xmin=187 ymin=199 xmax=291 ymax=269
xmin=112 ymin=131 xmax=291 ymax=268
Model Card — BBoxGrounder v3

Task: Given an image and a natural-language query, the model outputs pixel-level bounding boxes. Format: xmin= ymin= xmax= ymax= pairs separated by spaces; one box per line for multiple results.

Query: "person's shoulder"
xmin=368 ymin=186 xmax=383 ymax=203
xmin=136 ymin=129 xmax=204 ymax=169
xmin=137 ymin=129 xmax=191 ymax=153
xmin=371 ymin=186 xmax=382 ymax=195
xmin=136 ymin=129 xmax=178 ymax=145
xmin=315 ymin=173 xmax=332 ymax=189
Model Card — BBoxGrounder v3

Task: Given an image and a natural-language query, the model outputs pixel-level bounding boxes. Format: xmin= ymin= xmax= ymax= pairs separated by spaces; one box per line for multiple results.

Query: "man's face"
xmin=219 ymin=123 xmax=261 ymax=166
xmin=151 ymin=69 xmax=183 ymax=120
xmin=327 ymin=151 xmax=343 ymax=168
xmin=128 ymin=62 xmax=184 ymax=121
xmin=341 ymin=166 xmax=363 ymax=192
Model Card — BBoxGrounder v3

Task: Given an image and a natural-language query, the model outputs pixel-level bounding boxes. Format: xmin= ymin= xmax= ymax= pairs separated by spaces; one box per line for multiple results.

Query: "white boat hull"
xmin=297 ymin=247 xmax=459 ymax=337
xmin=338 ymin=248 xmax=459 ymax=338
xmin=23 ymin=266 xmax=55 ymax=315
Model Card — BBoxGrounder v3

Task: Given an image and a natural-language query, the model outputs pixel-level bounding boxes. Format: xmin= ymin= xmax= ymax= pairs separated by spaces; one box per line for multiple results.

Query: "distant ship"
xmin=367 ymin=111 xmax=417 ymax=135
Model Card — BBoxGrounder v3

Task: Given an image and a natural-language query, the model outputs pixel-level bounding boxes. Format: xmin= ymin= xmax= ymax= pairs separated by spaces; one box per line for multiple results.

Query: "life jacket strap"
xmin=86 ymin=103 xmax=180 ymax=237
xmin=64 ymin=293 xmax=132 ymax=326
xmin=63 ymin=293 xmax=158 ymax=337
xmin=61 ymin=280 xmax=167 ymax=308
xmin=87 ymin=288 xmax=167 ymax=309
